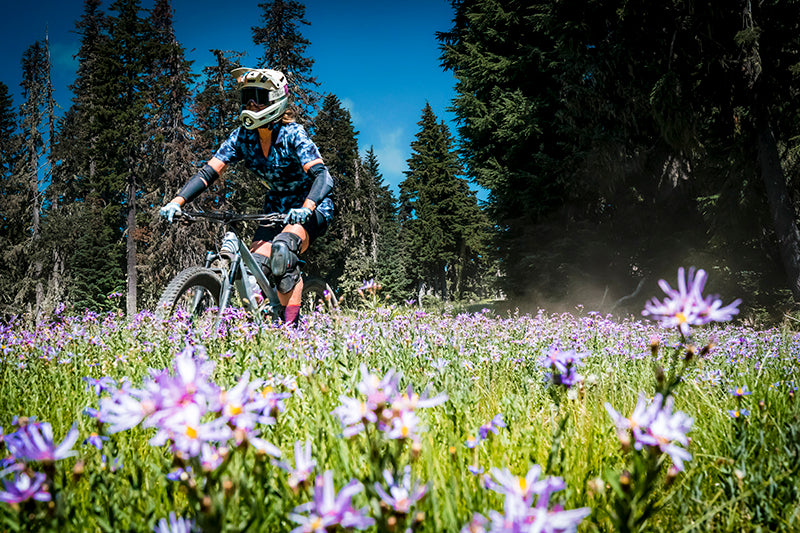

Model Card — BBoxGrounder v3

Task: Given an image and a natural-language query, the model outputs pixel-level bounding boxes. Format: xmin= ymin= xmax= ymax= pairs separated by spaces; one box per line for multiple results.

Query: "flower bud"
xmin=72 ymin=460 xmax=85 ymax=482
xmin=665 ymin=465 xmax=679 ymax=487
xmin=619 ymin=471 xmax=632 ymax=493
xmin=411 ymin=439 xmax=422 ymax=459
xmin=617 ymin=429 xmax=631 ymax=452
xmin=649 ymin=336 xmax=660 ymax=356
xmin=684 ymin=345 xmax=697 ymax=362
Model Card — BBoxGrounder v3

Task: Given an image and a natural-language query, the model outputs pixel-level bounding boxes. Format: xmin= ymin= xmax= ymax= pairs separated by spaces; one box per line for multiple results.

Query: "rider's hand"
xmin=284 ymin=207 xmax=312 ymax=225
xmin=160 ymin=201 xmax=182 ymax=223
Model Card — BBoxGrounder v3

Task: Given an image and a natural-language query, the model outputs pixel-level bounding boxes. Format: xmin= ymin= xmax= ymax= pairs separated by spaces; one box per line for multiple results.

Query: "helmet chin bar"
xmin=239 ymin=99 xmax=287 ymax=129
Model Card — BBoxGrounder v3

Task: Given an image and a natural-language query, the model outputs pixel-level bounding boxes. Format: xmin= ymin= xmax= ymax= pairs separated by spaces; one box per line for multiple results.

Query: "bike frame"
xmin=186 ymin=212 xmax=287 ymax=323
xmin=207 ymin=230 xmax=282 ymax=320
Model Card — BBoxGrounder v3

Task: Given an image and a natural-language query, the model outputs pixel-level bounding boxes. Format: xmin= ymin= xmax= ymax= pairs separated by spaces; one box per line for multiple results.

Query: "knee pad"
xmin=270 ymin=232 xmax=302 ymax=293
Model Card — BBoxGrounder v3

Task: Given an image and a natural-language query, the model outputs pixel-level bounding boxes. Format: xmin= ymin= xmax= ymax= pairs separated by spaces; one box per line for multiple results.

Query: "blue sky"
xmin=0 ymin=0 xmax=459 ymax=194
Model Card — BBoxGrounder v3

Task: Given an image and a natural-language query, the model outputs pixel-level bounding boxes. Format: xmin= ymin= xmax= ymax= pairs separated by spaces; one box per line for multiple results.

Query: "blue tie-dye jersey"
xmin=213 ymin=122 xmax=334 ymax=221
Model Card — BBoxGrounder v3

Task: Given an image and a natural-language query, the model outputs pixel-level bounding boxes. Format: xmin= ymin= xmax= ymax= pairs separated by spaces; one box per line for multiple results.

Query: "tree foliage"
xmin=440 ymin=0 xmax=800 ymax=317
xmin=251 ymin=0 xmax=321 ymax=124
xmin=399 ymin=103 xmax=488 ymax=302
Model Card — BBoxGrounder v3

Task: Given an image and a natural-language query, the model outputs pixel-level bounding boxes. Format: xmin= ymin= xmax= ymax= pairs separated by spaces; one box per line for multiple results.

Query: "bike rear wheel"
xmin=156 ymin=267 xmax=222 ymax=319
xmin=301 ymin=277 xmax=337 ymax=315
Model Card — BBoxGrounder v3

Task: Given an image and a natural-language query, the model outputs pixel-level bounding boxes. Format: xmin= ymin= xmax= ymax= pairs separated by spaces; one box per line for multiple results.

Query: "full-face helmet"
xmin=232 ymin=67 xmax=289 ymax=129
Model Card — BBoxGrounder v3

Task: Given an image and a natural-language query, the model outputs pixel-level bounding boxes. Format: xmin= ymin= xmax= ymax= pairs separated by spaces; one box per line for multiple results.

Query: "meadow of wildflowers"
xmin=0 ymin=268 xmax=799 ymax=532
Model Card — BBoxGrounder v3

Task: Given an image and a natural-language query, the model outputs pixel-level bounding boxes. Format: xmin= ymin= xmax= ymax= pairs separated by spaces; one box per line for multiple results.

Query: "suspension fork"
xmin=188 ymin=251 xmax=218 ymax=313
xmin=217 ymin=255 xmax=238 ymax=314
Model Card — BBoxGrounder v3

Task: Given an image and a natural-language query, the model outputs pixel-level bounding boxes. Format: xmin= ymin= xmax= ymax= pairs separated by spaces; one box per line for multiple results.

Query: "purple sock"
xmin=284 ymin=305 xmax=300 ymax=326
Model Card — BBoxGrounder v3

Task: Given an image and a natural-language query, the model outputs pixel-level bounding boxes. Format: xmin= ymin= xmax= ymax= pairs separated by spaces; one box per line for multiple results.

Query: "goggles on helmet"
xmin=240 ymin=87 xmax=272 ymax=107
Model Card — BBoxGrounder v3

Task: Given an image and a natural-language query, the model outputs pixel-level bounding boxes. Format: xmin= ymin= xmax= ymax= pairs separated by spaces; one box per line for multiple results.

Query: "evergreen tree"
xmin=363 ymin=146 xmax=409 ymax=302
xmin=138 ymin=0 xmax=200 ymax=306
xmin=0 ymin=82 xmax=23 ymax=317
xmin=440 ymin=0 xmax=800 ymax=315
xmin=438 ymin=0 xmax=569 ymax=303
xmin=251 ymin=0 xmax=321 ymax=124
xmin=399 ymin=103 xmax=488 ymax=302
xmin=48 ymin=0 xmax=112 ymax=313
xmin=0 ymin=83 xmax=17 ymax=178
xmin=51 ymin=0 xmax=107 ymax=204
xmin=307 ymin=94 xmax=362 ymax=297
xmin=11 ymin=40 xmax=53 ymax=317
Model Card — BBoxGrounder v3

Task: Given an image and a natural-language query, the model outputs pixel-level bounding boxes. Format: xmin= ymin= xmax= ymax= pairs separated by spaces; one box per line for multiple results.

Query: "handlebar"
xmin=177 ymin=210 xmax=285 ymax=226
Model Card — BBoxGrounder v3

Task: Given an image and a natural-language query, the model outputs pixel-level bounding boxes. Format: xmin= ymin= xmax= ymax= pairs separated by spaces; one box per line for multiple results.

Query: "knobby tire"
xmin=156 ymin=266 xmax=222 ymax=319
xmin=301 ymin=277 xmax=337 ymax=315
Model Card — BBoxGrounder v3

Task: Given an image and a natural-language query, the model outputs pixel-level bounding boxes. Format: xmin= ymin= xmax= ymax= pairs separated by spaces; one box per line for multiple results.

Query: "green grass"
xmin=1 ymin=305 xmax=799 ymax=532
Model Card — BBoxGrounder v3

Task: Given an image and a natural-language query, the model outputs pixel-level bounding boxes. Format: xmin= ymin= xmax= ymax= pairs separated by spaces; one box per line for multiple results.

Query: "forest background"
xmin=2 ymin=0 xmax=800 ymax=325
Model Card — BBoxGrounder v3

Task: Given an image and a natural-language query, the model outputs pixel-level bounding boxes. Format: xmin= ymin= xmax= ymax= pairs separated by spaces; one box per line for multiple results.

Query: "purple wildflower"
xmin=150 ymin=403 xmax=232 ymax=459
xmin=153 ymin=512 xmax=195 ymax=533
xmin=605 ymin=392 xmax=694 ymax=471
xmin=390 ymin=383 xmax=448 ymax=414
xmin=288 ymin=471 xmax=374 ymax=532
xmin=383 ymin=409 xmax=421 ymax=441
xmin=728 ymin=409 xmax=750 ymax=418
xmin=540 ymin=349 xmax=586 ymax=388
xmin=460 ymin=513 xmax=488 ymax=533
xmin=98 ymin=391 xmax=149 ymax=433
xmin=482 ymin=464 xmax=589 ymax=533
xmin=356 ymin=364 xmax=400 ymax=407
xmin=478 ymin=414 xmax=506 ymax=439
xmin=5 ymin=421 xmax=79 ymax=463
xmin=468 ymin=465 xmax=484 ymax=476
xmin=373 ymin=465 xmax=427 ymax=514
xmin=642 ymin=267 xmax=740 ymax=335
xmin=166 ymin=466 xmax=192 ymax=482
xmin=729 ymin=386 xmax=752 ymax=397
xmin=331 ymin=396 xmax=374 ymax=437
xmin=465 ymin=434 xmax=482 ymax=449
xmin=0 ymin=471 xmax=51 ymax=504
xmin=273 ymin=440 xmax=316 ymax=490
xmin=83 ymin=376 xmax=117 ymax=396
xmin=83 ymin=432 xmax=109 ymax=450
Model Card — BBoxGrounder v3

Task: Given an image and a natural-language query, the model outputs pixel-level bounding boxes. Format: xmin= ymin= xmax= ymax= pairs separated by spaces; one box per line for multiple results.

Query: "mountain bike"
xmin=155 ymin=210 xmax=336 ymax=324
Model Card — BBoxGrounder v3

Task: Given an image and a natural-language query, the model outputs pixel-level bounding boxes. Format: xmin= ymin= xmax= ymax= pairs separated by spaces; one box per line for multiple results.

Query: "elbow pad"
xmin=177 ymin=164 xmax=219 ymax=204
xmin=306 ymin=163 xmax=334 ymax=205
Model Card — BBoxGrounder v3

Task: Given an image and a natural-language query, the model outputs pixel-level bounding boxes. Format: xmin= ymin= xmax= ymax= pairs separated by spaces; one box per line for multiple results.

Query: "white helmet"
xmin=232 ymin=67 xmax=289 ymax=129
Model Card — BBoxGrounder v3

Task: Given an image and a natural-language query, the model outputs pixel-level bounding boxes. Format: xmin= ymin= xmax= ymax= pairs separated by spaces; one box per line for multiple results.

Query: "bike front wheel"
xmin=156 ymin=266 xmax=222 ymax=319
xmin=301 ymin=277 xmax=337 ymax=316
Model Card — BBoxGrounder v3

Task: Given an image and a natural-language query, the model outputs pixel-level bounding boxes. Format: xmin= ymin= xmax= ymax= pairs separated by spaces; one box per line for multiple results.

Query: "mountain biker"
xmin=159 ymin=67 xmax=334 ymax=326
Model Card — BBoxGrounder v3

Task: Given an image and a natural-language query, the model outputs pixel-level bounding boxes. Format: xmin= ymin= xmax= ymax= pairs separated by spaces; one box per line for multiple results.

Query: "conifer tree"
xmin=308 ymin=93 xmax=362 ymax=297
xmin=399 ymin=103 xmax=487 ymax=301
xmin=49 ymin=0 xmax=115 ymax=312
xmin=138 ymin=0 xmax=200 ymax=305
xmin=11 ymin=40 xmax=53 ymax=317
xmin=51 ymin=0 xmax=107 ymax=204
xmin=363 ymin=146 xmax=409 ymax=302
xmin=251 ymin=0 xmax=321 ymax=124
xmin=0 ymin=82 xmax=23 ymax=316
xmin=0 ymin=83 xmax=17 ymax=178
xmin=190 ymin=49 xmax=263 ymax=216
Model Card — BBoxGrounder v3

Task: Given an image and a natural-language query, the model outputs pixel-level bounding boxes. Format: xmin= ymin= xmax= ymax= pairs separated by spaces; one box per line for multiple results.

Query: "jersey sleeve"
xmin=288 ymin=123 xmax=323 ymax=167
xmin=213 ymin=127 xmax=246 ymax=165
